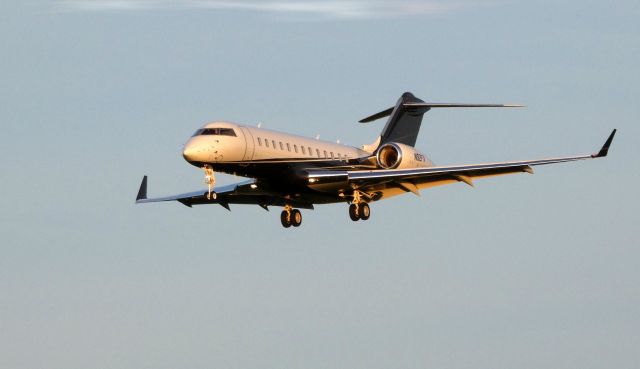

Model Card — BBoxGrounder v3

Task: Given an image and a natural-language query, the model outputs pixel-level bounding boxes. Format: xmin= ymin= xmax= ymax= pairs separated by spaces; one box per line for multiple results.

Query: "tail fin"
xmin=359 ymin=92 xmax=524 ymax=148
xmin=378 ymin=92 xmax=426 ymax=147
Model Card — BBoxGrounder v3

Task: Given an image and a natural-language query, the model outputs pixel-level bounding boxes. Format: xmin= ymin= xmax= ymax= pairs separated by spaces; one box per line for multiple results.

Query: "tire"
xmin=280 ymin=210 xmax=291 ymax=228
xmin=360 ymin=203 xmax=370 ymax=220
xmin=349 ymin=204 xmax=360 ymax=221
xmin=291 ymin=209 xmax=302 ymax=227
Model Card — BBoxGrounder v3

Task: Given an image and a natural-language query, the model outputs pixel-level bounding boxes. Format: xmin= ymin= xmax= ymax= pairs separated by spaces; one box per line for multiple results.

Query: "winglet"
xmin=136 ymin=176 xmax=147 ymax=201
xmin=592 ymin=129 xmax=617 ymax=158
xmin=218 ymin=201 xmax=231 ymax=211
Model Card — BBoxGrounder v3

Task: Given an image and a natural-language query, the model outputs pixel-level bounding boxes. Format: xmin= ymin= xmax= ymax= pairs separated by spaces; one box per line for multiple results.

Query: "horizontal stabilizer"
xmin=359 ymin=102 xmax=524 ymax=123
xmin=404 ymin=102 xmax=525 ymax=109
xmin=359 ymin=107 xmax=394 ymax=123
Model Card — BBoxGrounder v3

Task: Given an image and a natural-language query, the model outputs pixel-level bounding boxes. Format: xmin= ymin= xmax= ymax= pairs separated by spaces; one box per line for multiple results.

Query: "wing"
xmin=135 ymin=177 xmax=314 ymax=210
xmin=307 ymin=129 xmax=617 ymax=200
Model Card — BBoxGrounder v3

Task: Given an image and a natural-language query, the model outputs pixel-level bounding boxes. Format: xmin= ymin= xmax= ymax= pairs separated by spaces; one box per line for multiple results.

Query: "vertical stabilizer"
xmin=379 ymin=92 xmax=428 ymax=147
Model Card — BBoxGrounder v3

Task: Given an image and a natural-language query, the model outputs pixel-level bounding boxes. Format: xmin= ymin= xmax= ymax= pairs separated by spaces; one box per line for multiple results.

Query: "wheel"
xmin=280 ymin=210 xmax=291 ymax=228
xmin=360 ymin=203 xmax=370 ymax=220
xmin=349 ymin=203 xmax=360 ymax=221
xmin=212 ymin=192 xmax=217 ymax=200
xmin=291 ymin=209 xmax=302 ymax=227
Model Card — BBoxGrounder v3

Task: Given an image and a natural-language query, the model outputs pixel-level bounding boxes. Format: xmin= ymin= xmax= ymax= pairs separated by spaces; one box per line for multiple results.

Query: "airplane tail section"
xmin=359 ymin=92 xmax=524 ymax=149
xmin=363 ymin=92 xmax=426 ymax=148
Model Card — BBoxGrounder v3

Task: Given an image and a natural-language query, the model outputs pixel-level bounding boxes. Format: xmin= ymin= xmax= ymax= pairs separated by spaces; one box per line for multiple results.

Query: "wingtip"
xmin=593 ymin=129 xmax=617 ymax=158
xmin=136 ymin=175 xmax=148 ymax=202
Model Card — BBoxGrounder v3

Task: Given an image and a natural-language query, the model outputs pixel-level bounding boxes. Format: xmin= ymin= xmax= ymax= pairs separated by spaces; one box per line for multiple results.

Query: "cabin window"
xmin=294 ymin=144 xmax=298 ymax=153
xmin=264 ymin=139 xmax=269 ymax=148
xmin=286 ymin=143 xmax=291 ymax=152
xmin=272 ymin=140 xmax=276 ymax=149
xmin=309 ymin=147 xmax=313 ymax=156
xmin=330 ymin=152 xmax=334 ymax=159
xmin=257 ymin=137 xmax=262 ymax=146
xmin=279 ymin=142 xmax=284 ymax=150
xmin=316 ymin=149 xmax=321 ymax=158
xmin=300 ymin=146 xmax=305 ymax=154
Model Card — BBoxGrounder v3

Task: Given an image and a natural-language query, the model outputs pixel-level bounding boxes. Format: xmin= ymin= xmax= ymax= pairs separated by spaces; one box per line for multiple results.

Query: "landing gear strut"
xmin=280 ymin=205 xmax=302 ymax=228
xmin=348 ymin=190 xmax=370 ymax=221
xmin=203 ymin=164 xmax=216 ymax=200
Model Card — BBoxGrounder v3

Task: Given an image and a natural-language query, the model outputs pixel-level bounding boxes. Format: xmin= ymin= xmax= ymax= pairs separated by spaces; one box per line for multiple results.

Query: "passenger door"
xmin=239 ymin=126 xmax=255 ymax=162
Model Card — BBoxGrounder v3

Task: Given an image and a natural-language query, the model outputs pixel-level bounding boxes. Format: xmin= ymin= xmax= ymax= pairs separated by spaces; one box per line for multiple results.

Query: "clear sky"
xmin=1 ymin=1 xmax=639 ymax=368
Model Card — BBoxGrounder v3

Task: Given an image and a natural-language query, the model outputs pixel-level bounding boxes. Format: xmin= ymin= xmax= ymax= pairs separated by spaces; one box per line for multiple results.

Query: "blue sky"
xmin=1 ymin=1 xmax=639 ymax=369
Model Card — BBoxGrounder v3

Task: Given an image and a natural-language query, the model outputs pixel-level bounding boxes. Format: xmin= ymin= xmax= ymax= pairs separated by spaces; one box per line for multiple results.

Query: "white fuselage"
xmin=183 ymin=121 xmax=367 ymax=163
xmin=182 ymin=121 xmax=433 ymax=174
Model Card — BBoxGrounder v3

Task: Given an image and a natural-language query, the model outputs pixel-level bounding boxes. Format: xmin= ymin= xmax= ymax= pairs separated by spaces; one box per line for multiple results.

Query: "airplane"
xmin=135 ymin=92 xmax=616 ymax=228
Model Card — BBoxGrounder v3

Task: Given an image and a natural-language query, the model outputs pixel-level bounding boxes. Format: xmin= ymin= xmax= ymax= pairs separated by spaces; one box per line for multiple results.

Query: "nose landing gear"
xmin=203 ymin=164 xmax=216 ymax=200
xmin=280 ymin=205 xmax=302 ymax=228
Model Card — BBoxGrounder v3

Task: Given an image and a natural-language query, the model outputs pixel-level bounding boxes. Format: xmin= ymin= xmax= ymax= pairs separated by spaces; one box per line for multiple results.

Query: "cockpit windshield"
xmin=192 ymin=128 xmax=237 ymax=137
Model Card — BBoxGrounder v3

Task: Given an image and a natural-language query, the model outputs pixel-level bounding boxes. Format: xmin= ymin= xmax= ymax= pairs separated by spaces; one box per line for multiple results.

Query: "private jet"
xmin=135 ymin=92 xmax=616 ymax=228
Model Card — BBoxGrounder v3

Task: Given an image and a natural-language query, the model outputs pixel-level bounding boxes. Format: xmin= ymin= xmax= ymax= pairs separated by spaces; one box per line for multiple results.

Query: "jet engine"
xmin=376 ymin=142 xmax=431 ymax=169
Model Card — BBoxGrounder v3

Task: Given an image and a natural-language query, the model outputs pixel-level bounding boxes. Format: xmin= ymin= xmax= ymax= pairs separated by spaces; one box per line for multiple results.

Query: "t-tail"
xmin=359 ymin=92 xmax=524 ymax=150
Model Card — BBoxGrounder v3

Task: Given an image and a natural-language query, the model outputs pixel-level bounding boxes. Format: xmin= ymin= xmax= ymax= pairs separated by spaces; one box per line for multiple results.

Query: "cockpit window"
xmin=192 ymin=128 xmax=237 ymax=137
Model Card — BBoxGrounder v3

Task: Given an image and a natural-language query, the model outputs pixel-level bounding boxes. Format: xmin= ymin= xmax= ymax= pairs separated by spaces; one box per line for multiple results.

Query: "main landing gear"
xmin=280 ymin=205 xmax=302 ymax=228
xmin=349 ymin=202 xmax=370 ymax=221
xmin=348 ymin=190 xmax=371 ymax=221
xmin=203 ymin=164 xmax=216 ymax=200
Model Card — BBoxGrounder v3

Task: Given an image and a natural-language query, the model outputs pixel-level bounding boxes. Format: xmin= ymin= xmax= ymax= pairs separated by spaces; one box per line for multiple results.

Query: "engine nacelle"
xmin=376 ymin=142 xmax=432 ymax=169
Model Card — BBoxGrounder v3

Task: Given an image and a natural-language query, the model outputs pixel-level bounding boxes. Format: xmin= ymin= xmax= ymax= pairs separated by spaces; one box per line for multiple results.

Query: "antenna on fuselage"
xmin=257 ymin=122 xmax=262 ymax=128
xmin=316 ymin=134 xmax=320 ymax=140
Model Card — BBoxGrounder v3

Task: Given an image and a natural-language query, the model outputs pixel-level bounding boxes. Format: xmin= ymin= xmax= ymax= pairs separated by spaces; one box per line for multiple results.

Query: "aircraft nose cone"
xmin=183 ymin=145 xmax=198 ymax=162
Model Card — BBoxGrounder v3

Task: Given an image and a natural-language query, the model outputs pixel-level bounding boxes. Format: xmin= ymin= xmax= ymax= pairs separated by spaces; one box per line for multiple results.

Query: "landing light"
xmin=308 ymin=178 xmax=317 ymax=183
xmin=250 ymin=184 xmax=258 ymax=189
